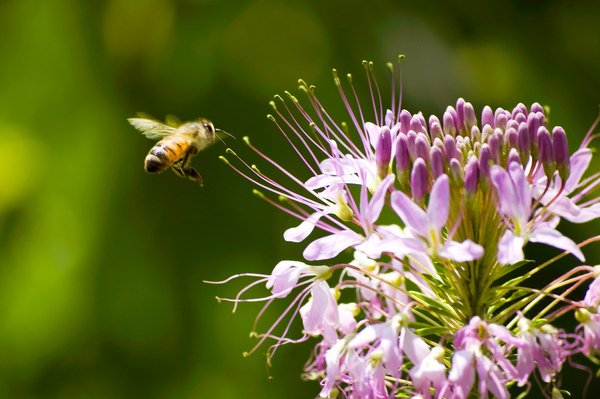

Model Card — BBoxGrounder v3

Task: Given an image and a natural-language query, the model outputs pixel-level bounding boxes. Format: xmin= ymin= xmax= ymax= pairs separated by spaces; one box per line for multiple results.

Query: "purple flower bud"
xmin=505 ymin=127 xmax=518 ymax=149
xmin=514 ymin=113 xmax=527 ymax=124
xmin=430 ymin=122 xmax=444 ymax=140
xmin=449 ymin=158 xmax=463 ymax=182
xmin=444 ymin=134 xmax=459 ymax=160
xmin=456 ymin=98 xmax=466 ymax=131
xmin=507 ymin=148 xmax=521 ymax=167
xmin=513 ymin=103 xmax=528 ymax=118
xmin=376 ymin=127 xmax=392 ymax=178
xmin=410 ymin=158 xmax=428 ymax=200
xmin=464 ymin=102 xmax=477 ymax=129
xmin=488 ymin=133 xmax=501 ymax=164
xmin=482 ymin=106 xmax=494 ymax=128
xmin=407 ymin=130 xmax=418 ymax=160
xmin=428 ymin=114 xmax=441 ymax=129
xmin=464 ymin=157 xmax=479 ymax=194
xmin=538 ymin=126 xmax=555 ymax=178
xmin=443 ymin=110 xmax=457 ymax=136
xmin=517 ymin=122 xmax=530 ymax=163
xmin=478 ymin=144 xmax=491 ymax=178
xmin=481 ymin=124 xmax=494 ymax=142
xmin=414 ymin=113 xmax=427 ymax=132
xmin=430 ymin=146 xmax=445 ymax=178
xmin=415 ymin=134 xmax=430 ymax=163
xmin=410 ymin=116 xmax=425 ymax=134
xmin=395 ymin=135 xmax=410 ymax=172
xmin=399 ymin=110 xmax=412 ymax=133
xmin=495 ymin=113 xmax=508 ymax=131
xmin=530 ymin=102 xmax=544 ymax=114
xmin=506 ymin=120 xmax=519 ymax=131
xmin=471 ymin=126 xmax=481 ymax=142
xmin=527 ymin=112 xmax=542 ymax=156
xmin=552 ymin=126 xmax=570 ymax=181
xmin=433 ymin=137 xmax=444 ymax=149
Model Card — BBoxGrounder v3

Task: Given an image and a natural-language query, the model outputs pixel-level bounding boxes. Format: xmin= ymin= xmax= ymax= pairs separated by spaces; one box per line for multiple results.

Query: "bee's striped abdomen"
xmin=144 ymin=138 xmax=188 ymax=173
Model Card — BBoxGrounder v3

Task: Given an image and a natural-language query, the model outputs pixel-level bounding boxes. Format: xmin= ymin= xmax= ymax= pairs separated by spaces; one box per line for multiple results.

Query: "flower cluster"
xmin=215 ymin=57 xmax=600 ymax=398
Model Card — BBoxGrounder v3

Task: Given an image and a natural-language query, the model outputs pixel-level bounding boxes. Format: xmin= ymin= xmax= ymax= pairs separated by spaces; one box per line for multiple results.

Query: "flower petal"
xmin=427 ymin=174 xmax=450 ymax=231
xmin=365 ymin=174 xmax=395 ymax=224
xmin=440 ymin=239 xmax=484 ymax=262
xmin=303 ymin=230 xmax=364 ymax=261
xmin=529 ymin=226 xmax=585 ymax=261
xmin=390 ymin=190 xmax=429 ymax=237
xmin=283 ymin=212 xmax=325 ymax=242
xmin=497 ymin=230 xmax=525 ymax=265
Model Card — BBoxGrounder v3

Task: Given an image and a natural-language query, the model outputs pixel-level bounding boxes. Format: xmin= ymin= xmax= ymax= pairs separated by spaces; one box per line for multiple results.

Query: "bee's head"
xmin=190 ymin=118 xmax=216 ymax=147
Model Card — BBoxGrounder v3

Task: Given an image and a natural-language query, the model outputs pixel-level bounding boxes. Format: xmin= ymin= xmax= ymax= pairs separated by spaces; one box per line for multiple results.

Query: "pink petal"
xmin=440 ymin=239 xmax=484 ymax=262
xmin=364 ymin=122 xmax=381 ymax=150
xmin=529 ymin=227 xmax=585 ymax=261
xmin=427 ymin=174 xmax=450 ymax=231
xmin=283 ymin=212 xmax=324 ymax=242
xmin=490 ymin=166 xmax=516 ymax=217
xmin=497 ymin=230 xmax=525 ymax=265
xmin=390 ymin=190 xmax=429 ymax=237
xmin=266 ymin=261 xmax=307 ymax=298
xmin=365 ymin=174 xmax=395 ymax=224
xmin=565 ymin=149 xmax=592 ymax=193
xmin=303 ymin=230 xmax=363 ymax=261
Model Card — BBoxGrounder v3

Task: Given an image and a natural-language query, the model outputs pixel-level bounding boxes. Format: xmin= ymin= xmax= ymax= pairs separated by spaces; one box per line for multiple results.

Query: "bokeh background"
xmin=0 ymin=0 xmax=599 ymax=397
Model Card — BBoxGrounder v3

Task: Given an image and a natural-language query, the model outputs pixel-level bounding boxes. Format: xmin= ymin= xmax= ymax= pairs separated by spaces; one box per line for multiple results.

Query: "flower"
xmin=215 ymin=56 xmax=600 ymax=398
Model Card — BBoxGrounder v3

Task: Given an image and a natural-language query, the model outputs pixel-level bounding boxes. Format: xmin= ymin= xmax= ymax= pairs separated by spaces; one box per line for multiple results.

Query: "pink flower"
xmin=390 ymin=174 xmax=484 ymax=262
xmin=490 ymin=162 xmax=585 ymax=264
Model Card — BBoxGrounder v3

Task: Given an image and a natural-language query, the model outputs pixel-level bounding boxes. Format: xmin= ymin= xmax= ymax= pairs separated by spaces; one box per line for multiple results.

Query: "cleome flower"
xmin=215 ymin=56 xmax=600 ymax=398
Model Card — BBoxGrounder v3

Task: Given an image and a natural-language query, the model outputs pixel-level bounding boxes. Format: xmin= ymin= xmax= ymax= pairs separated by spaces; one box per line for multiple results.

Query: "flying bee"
xmin=128 ymin=115 xmax=230 ymax=185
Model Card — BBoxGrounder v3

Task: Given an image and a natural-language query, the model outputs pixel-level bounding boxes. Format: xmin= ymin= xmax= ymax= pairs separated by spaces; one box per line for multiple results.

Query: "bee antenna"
xmin=215 ymin=128 xmax=236 ymax=147
xmin=216 ymin=128 xmax=236 ymax=139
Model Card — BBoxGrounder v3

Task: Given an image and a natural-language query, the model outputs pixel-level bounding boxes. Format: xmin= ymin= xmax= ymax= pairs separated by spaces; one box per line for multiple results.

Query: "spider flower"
xmin=215 ymin=56 xmax=600 ymax=398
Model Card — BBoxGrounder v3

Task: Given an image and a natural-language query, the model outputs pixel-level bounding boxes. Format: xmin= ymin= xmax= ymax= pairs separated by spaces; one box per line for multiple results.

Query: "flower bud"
xmin=443 ymin=110 xmax=457 ymax=136
xmin=537 ymin=127 xmax=555 ymax=178
xmin=456 ymin=98 xmax=466 ymax=131
xmin=415 ymin=134 xmax=430 ymax=163
xmin=481 ymin=124 xmax=494 ymax=142
xmin=430 ymin=146 xmax=445 ymax=178
xmin=430 ymin=122 xmax=443 ymax=140
xmin=395 ymin=135 xmax=410 ymax=172
xmin=410 ymin=158 xmax=428 ymax=200
xmin=512 ymin=103 xmax=528 ymax=118
xmin=552 ymin=126 xmax=570 ymax=181
xmin=411 ymin=116 xmax=425 ymax=134
xmin=514 ymin=113 xmax=526 ymax=124
xmin=375 ymin=127 xmax=392 ymax=178
xmin=464 ymin=157 xmax=479 ymax=194
xmin=464 ymin=102 xmax=477 ymax=129
xmin=444 ymin=135 xmax=459 ymax=160
xmin=407 ymin=131 xmax=417 ymax=160
xmin=505 ymin=127 xmax=518 ymax=149
xmin=530 ymin=102 xmax=544 ymax=114
xmin=399 ymin=110 xmax=412 ymax=133
xmin=482 ymin=106 xmax=494 ymax=128
xmin=449 ymin=158 xmax=463 ymax=182
xmin=527 ymin=112 xmax=542 ymax=159
xmin=488 ymin=133 xmax=501 ymax=164
xmin=507 ymin=148 xmax=521 ymax=167
xmin=470 ymin=125 xmax=481 ymax=142
xmin=495 ymin=113 xmax=508 ymax=131
xmin=478 ymin=144 xmax=491 ymax=178
xmin=517 ymin=122 xmax=530 ymax=163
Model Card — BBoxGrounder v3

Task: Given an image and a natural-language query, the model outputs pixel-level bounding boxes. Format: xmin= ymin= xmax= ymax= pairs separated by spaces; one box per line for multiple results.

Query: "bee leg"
xmin=171 ymin=160 xmax=204 ymax=186
xmin=185 ymin=167 xmax=204 ymax=186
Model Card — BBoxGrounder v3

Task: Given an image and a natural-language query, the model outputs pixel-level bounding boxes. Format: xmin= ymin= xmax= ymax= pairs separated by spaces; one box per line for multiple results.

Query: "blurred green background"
xmin=0 ymin=0 xmax=599 ymax=397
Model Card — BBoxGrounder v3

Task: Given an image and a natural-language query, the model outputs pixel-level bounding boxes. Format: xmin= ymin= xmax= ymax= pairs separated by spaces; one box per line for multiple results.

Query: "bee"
xmin=128 ymin=115 xmax=225 ymax=186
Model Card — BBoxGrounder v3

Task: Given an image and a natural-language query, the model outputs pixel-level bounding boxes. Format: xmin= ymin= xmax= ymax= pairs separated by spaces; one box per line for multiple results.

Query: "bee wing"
xmin=164 ymin=114 xmax=182 ymax=127
xmin=127 ymin=117 xmax=177 ymax=139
